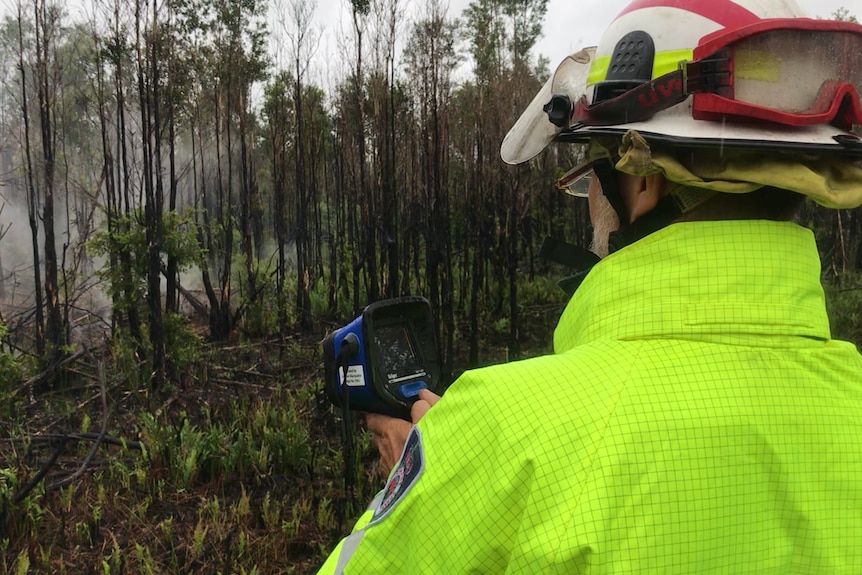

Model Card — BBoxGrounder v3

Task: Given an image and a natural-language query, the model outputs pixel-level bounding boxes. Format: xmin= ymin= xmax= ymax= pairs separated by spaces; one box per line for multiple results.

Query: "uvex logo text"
xmin=637 ymin=75 xmax=684 ymax=109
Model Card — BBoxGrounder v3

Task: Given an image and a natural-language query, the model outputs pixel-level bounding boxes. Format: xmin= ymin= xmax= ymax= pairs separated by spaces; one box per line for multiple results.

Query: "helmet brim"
xmin=557 ymin=110 xmax=862 ymax=156
xmin=501 ymin=47 xmax=595 ymax=165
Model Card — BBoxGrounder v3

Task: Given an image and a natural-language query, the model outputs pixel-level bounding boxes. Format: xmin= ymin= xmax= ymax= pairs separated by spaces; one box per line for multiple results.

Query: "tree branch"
xmin=12 ymin=437 xmax=67 ymax=504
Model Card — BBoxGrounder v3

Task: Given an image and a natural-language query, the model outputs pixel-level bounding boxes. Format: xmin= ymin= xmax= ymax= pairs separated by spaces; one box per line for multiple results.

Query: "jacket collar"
xmin=554 ymin=220 xmax=831 ymax=352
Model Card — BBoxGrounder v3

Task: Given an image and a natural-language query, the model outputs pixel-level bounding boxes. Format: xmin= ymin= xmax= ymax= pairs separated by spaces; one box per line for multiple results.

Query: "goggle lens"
xmin=555 ymin=161 xmax=594 ymax=197
xmin=693 ymin=25 xmax=862 ymax=127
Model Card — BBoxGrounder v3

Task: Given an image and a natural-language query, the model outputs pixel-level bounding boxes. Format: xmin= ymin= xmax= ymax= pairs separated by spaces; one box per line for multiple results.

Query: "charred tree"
xmin=33 ymin=0 xmax=64 ymax=358
xmin=17 ymin=2 xmax=45 ymax=356
xmin=134 ymin=0 xmax=166 ymax=390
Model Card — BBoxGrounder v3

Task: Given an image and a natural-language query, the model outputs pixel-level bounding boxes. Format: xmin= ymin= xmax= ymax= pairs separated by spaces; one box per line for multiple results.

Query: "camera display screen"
xmin=374 ymin=323 xmax=427 ymax=384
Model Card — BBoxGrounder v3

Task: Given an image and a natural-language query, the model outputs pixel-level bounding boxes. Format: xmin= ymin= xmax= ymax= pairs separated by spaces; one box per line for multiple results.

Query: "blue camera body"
xmin=323 ymin=297 xmax=442 ymax=419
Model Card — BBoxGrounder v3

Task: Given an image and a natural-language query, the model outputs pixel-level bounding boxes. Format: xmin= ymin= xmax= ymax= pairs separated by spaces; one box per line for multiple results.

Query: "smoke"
xmin=0 ymin=183 xmax=306 ymax=346
xmin=0 ymin=195 xmax=38 ymax=307
xmin=0 ymin=187 xmax=114 ymax=345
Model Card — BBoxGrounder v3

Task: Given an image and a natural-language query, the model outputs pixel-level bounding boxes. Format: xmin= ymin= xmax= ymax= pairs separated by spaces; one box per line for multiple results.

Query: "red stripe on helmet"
xmin=615 ymin=0 xmax=760 ymax=29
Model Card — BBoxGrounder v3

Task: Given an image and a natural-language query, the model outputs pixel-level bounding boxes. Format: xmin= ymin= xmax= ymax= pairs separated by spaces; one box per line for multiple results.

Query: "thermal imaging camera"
xmin=323 ymin=296 xmax=442 ymax=420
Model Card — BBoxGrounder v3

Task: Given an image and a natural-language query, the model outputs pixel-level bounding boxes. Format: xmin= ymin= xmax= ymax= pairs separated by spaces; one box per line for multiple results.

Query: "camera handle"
xmin=337 ymin=334 xmax=360 ymax=506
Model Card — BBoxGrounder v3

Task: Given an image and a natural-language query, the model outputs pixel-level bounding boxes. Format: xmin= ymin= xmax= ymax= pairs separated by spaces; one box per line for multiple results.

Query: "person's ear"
xmin=628 ymin=173 xmax=665 ymax=223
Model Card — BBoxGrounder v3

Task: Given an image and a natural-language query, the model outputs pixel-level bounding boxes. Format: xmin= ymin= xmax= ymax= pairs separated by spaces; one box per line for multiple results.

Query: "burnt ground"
xmin=0 ymin=301 xmax=564 ymax=574
xmin=0 ymin=330 xmax=378 ymax=573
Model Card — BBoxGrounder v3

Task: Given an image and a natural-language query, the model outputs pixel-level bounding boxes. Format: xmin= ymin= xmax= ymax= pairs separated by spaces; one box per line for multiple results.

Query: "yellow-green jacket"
xmin=320 ymin=220 xmax=862 ymax=573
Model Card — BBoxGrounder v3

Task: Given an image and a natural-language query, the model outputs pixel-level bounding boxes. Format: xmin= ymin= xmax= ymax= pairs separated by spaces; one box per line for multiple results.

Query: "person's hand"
xmin=410 ymin=389 xmax=440 ymax=422
xmin=366 ymin=389 xmax=441 ymax=474
xmin=366 ymin=414 xmax=412 ymax=474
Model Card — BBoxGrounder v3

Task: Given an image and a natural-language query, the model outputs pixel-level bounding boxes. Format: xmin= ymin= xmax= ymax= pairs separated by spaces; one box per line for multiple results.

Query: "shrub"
xmin=0 ymin=321 xmax=21 ymax=388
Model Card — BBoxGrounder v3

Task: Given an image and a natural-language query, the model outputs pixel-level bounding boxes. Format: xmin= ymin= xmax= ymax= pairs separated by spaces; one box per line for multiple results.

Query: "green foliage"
xmin=109 ymin=328 xmax=147 ymax=391
xmin=464 ymin=0 xmax=505 ymax=82
xmin=89 ymin=209 xmax=203 ymax=319
xmin=164 ymin=311 xmax=202 ymax=372
xmin=14 ymin=548 xmax=30 ymax=575
xmin=517 ymin=274 xmax=567 ymax=307
xmin=0 ymin=320 xmax=21 ymax=388
xmin=351 ymin=0 xmax=371 ymax=16
xmin=242 ymin=258 xmax=282 ymax=336
xmin=136 ymin=387 xmax=312 ymax=491
xmin=492 ymin=316 xmax=509 ymax=334
xmin=309 ymin=277 xmax=352 ymax=320
xmin=832 ymin=7 xmax=859 ymax=23
xmin=308 ymin=278 xmax=328 ymax=318
xmin=0 ymin=466 xmax=47 ymax=545
xmin=502 ymin=0 xmax=549 ymax=62
xmin=90 ymin=210 xmax=204 ymax=385
xmin=824 ymin=273 xmax=862 ymax=348
xmin=0 ymin=333 xmax=380 ymax=572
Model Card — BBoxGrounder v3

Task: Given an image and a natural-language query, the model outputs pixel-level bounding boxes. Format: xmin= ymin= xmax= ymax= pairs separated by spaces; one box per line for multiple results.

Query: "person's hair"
xmin=678 ymin=186 xmax=805 ymax=223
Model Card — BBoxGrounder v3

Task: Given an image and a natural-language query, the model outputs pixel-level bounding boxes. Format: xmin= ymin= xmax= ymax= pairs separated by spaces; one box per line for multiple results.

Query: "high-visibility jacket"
xmin=319 ymin=220 xmax=862 ymax=574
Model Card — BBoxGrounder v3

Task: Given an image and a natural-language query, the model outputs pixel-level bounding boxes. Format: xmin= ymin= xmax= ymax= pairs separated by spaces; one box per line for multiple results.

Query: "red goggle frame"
xmin=563 ymin=19 xmax=862 ymax=131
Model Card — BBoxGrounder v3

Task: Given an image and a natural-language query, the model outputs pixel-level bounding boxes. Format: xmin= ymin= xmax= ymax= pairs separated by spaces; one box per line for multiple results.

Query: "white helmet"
xmin=501 ymin=0 xmax=862 ymax=165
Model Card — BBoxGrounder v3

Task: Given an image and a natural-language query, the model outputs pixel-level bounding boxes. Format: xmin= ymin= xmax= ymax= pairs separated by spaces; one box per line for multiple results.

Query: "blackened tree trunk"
xmin=135 ymin=0 xmax=166 ymax=390
xmin=165 ymin=18 xmax=179 ymax=315
xmin=293 ymin=58 xmax=310 ymax=327
xmin=351 ymin=2 xmax=378 ymax=304
xmin=34 ymin=0 xmax=63 ymax=358
xmin=239 ymin=90 xmax=259 ymax=313
xmin=112 ymin=1 xmax=144 ymax=347
xmin=17 ymin=3 xmax=45 ymax=356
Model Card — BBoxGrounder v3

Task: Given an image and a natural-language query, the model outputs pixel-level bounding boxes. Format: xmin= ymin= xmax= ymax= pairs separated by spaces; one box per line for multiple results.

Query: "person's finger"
xmin=410 ymin=390 xmax=441 ymax=422
xmin=411 ymin=399 xmax=432 ymax=423
xmin=417 ymin=389 xmax=441 ymax=406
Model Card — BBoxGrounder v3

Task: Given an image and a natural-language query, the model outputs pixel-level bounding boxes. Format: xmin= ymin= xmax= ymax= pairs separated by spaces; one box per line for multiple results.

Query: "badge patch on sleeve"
xmin=369 ymin=426 xmax=424 ymax=525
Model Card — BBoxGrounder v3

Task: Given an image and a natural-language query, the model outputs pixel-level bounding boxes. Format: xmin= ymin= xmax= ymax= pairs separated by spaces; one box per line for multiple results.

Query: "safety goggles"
xmin=555 ymin=159 xmax=594 ymax=197
xmin=565 ymin=19 xmax=862 ymax=131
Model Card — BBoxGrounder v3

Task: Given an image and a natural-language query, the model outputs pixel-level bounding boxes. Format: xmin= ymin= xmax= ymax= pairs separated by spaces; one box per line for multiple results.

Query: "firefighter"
xmin=320 ymin=0 xmax=862 ymax=571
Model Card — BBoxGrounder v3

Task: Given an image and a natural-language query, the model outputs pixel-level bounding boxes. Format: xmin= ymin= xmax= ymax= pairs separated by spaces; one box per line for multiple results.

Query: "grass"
xmin=0 ymin=334 xmax=381 ymax=574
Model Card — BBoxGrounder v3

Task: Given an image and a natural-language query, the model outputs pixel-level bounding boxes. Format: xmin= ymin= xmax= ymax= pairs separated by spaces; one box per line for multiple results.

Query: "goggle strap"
xmin=592 ymin=158 xmax=629 ymax=220
xmin=684 ymin=53 xmax=731 ymax=94
xmin=569 ymin=69 xmax=690 ymax=127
